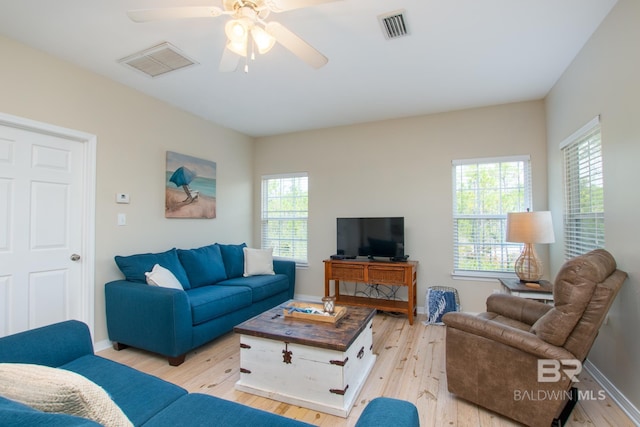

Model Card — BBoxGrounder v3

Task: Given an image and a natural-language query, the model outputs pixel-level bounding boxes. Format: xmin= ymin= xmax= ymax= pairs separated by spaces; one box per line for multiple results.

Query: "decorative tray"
xmin=283 ymin=301 xmax=347 ymax=324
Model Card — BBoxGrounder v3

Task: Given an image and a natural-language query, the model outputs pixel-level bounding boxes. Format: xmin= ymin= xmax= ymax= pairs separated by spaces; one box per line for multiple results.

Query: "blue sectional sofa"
xmin=105 ymin=243 xmax=296 ymax=365
xmin=0 ymin=321 xmax=420 ymax=427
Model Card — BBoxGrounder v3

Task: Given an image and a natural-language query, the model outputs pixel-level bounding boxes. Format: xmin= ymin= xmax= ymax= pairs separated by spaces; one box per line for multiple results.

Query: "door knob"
xmin=70 ymin=254 xmax=81 ymax=261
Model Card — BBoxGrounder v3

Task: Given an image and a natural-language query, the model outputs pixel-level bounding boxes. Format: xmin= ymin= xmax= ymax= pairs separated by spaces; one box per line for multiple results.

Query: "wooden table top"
xmin=499 ymin=278 xmax=553 ymax=294
xmin=234 ymin=300 xmax=376 ymax=352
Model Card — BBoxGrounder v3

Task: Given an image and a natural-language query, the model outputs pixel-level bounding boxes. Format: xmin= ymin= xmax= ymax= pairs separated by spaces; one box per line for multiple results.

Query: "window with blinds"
xmin=561 ymin=117 xmax=604 ymax=259
xmin=261 ymin=173 xmax=308 ymax=265
xmin=452 ymin=156 xmax=532 ymax=276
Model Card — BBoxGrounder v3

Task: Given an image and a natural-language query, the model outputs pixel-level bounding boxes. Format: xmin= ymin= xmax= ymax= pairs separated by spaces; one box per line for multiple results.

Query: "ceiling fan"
xmin=127 ymin=0 xmax=340 ymax=72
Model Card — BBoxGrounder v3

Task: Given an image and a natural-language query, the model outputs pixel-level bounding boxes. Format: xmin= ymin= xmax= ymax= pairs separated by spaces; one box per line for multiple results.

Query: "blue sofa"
xmin=0 ymin=320 xmax=420 ymax=427
xmin=105 ymin=243 xmax=296 ymax=365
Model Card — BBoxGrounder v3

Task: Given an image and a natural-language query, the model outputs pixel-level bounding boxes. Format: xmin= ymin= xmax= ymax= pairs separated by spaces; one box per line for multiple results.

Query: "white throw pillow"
xmin=145 ymin=264 xmax=184 ymax=289
xmin=0 ymin=363 xmax=133 ymax=427
xmin=243 ymin=247 xmax=275 ymax=277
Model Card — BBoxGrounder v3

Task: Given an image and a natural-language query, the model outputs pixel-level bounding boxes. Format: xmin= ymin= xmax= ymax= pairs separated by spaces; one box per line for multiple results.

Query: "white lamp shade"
xmin=506 ymin=211 xmax=555 ymax=244
xmin=225 ymin=19 xmax=249 ymax=43
xmin=226 ymin=40 xmax=248 ymax=57
xmin=251 ymin=26 xmax=276 ymax=54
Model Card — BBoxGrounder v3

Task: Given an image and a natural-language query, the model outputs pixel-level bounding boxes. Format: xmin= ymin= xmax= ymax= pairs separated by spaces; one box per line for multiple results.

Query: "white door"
xmin=0 ymin=115 xmax=95 ymax=337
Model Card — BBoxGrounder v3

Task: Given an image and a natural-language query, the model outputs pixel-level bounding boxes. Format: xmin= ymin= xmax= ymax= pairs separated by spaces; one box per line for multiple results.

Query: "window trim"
xmin=452 ymin=154 xmax=532 ymax=167
xmin=559 ymin=116 xmax=600 ymax=150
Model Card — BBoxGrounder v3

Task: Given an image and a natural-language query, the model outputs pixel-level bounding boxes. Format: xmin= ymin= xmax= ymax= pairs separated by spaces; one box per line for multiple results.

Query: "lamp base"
xmin=514 ymin=243 xmax=543 ymax=282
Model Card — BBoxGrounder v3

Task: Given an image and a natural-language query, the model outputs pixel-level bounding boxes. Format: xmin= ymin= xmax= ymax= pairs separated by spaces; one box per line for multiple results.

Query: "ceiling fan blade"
xmin=265 ymin=0 xmax=341 ymax=13
xmin=127 ymin=7 xmax=224 ymax=23
xmin=219 ymin=45 xmax=241 ymax=72
xmin=265 ymin=22 xmax=328 ymax=69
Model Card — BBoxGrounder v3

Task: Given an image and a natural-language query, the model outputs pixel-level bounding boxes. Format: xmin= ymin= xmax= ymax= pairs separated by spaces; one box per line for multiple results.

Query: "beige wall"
xmin=255 ymin=100 xmax=548 ymax=313
xmin=0 ymin=36 xmax=255 ymax=343
xmin=546 ymin=0 xmax=640 ymax=410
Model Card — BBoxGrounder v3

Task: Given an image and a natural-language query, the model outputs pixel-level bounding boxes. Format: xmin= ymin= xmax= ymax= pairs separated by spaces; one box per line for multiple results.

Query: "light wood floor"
xmin=98 ymin=313 xmax=634 ymax=427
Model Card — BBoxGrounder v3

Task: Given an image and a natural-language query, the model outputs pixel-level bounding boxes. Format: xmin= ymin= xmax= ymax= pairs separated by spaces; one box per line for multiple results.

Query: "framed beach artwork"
xmin=165 ymin=151 xmax=216 ymax=219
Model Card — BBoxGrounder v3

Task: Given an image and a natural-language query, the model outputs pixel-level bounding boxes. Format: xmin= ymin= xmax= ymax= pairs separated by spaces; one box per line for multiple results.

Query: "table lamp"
xmin=506 ymin=210 xmax=555 ymax=282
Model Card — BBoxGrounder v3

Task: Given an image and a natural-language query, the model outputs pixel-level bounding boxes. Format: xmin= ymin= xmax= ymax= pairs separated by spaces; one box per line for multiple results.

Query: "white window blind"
xmin=452 ymin=156 xmax=532 ymax=275
xmin=561 ymin=117 xmax=604 ymax=259
xmin=261 ymin=173 xmax=308 ymax=265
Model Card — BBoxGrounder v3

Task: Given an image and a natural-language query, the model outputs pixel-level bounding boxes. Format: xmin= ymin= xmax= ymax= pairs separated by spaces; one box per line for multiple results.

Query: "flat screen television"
xmin=336 ymin=217 xmax=405 ymax=260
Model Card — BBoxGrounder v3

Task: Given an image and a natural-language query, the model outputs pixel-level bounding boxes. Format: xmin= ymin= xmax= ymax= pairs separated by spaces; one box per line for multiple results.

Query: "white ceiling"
xmin=0 ymin=0 xmax=618 ymax=137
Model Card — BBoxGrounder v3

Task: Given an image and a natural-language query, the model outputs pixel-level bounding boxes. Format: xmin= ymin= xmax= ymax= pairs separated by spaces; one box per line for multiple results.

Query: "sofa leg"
xmin=168 ymin=354 xmax=186 ymax=366
xmin=552 ymin=387 xmax=578 ymax=427
xmin=112 ymin=342 xmax=129 ymax=351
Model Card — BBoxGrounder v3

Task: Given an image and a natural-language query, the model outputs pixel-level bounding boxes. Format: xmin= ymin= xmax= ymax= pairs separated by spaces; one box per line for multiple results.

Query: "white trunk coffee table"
xmin=234 ymin=301 xmax=376 ymax=417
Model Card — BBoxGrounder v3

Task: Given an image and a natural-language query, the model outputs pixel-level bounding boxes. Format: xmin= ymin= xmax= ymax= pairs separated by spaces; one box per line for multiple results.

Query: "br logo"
xmin=537 ymin=359 xmax=582 ymax=383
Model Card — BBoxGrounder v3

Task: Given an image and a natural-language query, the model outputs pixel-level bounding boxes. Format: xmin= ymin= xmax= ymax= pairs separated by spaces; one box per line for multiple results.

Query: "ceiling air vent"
xmin=118 ymin=42 xmax=198 ymax=78
xmin=378 ymin=10 xmax=409 ymax=40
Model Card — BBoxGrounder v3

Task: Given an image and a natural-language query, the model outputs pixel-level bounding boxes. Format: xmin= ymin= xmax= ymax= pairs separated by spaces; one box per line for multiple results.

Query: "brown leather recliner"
xmin=442 ymin=249 xmax=627 ymax=427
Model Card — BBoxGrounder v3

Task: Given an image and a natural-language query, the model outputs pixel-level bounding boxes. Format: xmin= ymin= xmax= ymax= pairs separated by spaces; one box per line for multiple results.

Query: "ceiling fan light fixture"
xmin=127 ymin=0 xmax=333 ymax=72
xmin=226 ymin=39 xmax=248 ymax=57
xmin=225 ymin=19 xmax=249 ymax=43
xmin=251 ymin=26 xmax=276 ymax=54
xmin=225 ymin=19 xmax=250 ymax=56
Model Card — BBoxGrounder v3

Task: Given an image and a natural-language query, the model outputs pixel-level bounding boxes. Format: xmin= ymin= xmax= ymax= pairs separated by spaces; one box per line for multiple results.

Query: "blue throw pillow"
xmin=114 ymin=248 xmax=191 ymax=289
xmin=177 ymin=245 xmax=227 ymax=288
xmin=216 ymin=243 xmax=246 ymax=279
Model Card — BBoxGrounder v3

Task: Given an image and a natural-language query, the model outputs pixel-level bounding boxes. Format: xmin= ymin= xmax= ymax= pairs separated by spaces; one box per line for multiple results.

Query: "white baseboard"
xmin=293 ymin=293 xmax=322 ymax=303
xmin=94 ymin=339 xmax=112 ymax=353
xmin=583 ymin=359 xmax=640 ymax=424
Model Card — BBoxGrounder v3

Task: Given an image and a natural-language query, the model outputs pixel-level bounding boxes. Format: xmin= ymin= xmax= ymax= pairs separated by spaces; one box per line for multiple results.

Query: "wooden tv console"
xmin=323 ymin=259 xmax=418 ymax=325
